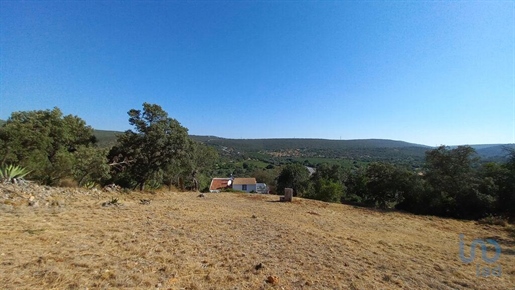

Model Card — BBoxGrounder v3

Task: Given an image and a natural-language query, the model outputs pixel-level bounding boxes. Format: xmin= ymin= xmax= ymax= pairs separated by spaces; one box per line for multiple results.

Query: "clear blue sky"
xmin=1 ymin=1 xmax=514 ymax=146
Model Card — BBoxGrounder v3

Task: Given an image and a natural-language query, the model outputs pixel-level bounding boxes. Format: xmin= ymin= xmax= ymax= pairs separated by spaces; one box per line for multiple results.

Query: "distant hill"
xmin=3 ymin=119 xmax=513 ymax=165
xmin=449 ymin=144 xmax=515 ymax=158
xmin=472 ymin=144 xmax=515 ymax=159
xmin=188 ymin=136 xmax=431 ymax=167
xmin=191 ymin=136 xmax=429 ymax=150
xmin=93 ymin=131 xmax=430 ymax=166
xmin=93 ymin=129 xmax=121 ymax=147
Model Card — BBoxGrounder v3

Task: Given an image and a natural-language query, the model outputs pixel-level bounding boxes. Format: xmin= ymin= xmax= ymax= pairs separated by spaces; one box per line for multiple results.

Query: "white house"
xmin=208 ymin=177 xmax=268 ymax=193
xmin=232 ymin=178 xmax=257 ymax=193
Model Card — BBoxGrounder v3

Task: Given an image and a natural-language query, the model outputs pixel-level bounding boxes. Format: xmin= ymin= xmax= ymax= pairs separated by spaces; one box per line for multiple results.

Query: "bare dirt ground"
xmin=1 ymin=183 xmax=514 ymax=289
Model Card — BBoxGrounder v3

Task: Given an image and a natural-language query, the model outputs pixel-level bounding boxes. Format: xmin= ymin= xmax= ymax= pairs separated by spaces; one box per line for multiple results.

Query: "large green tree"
xmin=423 ymin=146 xmax=492 ymax=218
xmin=496 ymin=148 xmax=515 ymax=219
xmin=109 ymin=103 xmax=192 ymax=190
xmin=0 ymin=107 xmax=98 ymax=185
xmin=365 ymin=162 xmax=414 ymax=209
xmin=162 ymin=139 xmax=219 ymax=191
xmin=307 ymin=163 xmax=346 ymax=202
xmin=276 ymin=163 xmax=310 ymax=196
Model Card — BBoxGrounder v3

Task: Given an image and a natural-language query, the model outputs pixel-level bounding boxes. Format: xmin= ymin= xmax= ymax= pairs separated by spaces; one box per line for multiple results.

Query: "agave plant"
xmin=0 ymin=164 xmax=31 ymax=184
xmin=82 ymin=181 xmax=97 ymax=189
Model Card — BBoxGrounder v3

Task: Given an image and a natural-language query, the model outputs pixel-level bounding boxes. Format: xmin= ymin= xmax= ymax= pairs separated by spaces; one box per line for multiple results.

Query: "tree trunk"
xmin=179 ymin=177 xmax=184 ymax=191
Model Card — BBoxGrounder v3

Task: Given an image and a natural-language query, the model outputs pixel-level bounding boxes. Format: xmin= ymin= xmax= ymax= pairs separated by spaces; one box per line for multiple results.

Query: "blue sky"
xmin=1 ymin=1 xmax=514 ymax=146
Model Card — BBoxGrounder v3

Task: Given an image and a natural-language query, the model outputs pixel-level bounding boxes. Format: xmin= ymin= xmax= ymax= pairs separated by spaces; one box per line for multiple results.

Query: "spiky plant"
xmin=82 ymin=181 xmax=97 ymax=189
xmin=0 ymin=164 xmax=31 ymax=184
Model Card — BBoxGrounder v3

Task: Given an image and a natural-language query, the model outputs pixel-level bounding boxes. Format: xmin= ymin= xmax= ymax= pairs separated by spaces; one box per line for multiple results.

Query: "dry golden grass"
xmin=1 ymin=187 xmax=514 ymax=289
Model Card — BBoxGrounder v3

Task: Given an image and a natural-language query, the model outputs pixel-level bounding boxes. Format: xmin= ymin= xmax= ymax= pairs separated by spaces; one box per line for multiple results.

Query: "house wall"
xmin=233 ymin=184 xmax=257 ymax=193
xmin=256 ymin=183 xmax=268 ymax=194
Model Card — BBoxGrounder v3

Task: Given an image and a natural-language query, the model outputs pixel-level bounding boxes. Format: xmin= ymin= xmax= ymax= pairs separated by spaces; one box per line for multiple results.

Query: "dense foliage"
xmin=0 ymin=108 xmax=106 ymax=185
xmin=276 ymin=163 xmax=310 ymax=196
xmin=0 ymin=105 xmax=217 ymax=190
xmin=281 ymin=145 xmax=514 ymax=220
xmin=107 ymin=103 xmax=218 ymax=191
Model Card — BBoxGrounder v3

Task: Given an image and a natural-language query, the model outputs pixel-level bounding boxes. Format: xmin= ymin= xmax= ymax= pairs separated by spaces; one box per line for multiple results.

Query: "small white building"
xmin=256 ymin=183 xmax=268 ymax=194
xmin=232 ymin=178 xmax=257 ymax=193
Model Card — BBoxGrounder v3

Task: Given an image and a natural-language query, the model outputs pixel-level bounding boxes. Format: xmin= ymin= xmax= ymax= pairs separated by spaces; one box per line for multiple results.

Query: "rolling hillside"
xmin=191 ymin=136 xmax=429 ymax=150
xmin=472 ymin=144 xmax=515 ymax=159
xmin=1 ymin=119 xmax=513 ymax=164
xmin=1 ymin=183 xmax=513 ymax=289
xmin=92 ymin=131 xmax=431 ymax=166
xmin=191 ymin=136 xmax=430 ymax=166
xmin=93 ymin=129 xmax=121 ymax=147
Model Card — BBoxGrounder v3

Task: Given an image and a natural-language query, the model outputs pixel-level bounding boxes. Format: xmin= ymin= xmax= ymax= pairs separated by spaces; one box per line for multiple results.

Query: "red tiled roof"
xmin=232 ymin=178 xmax=257 ymax=185
xmin=209 ymin=178 xmax=231 ymax=191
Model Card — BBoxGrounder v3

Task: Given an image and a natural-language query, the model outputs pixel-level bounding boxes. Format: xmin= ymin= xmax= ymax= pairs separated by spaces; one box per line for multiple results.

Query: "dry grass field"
xmin=1 ymin=183 xmax=514 ymax=290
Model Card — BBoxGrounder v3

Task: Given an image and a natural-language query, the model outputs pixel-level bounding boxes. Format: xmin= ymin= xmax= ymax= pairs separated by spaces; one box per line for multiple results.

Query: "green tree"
xmin=72 ymin=147 xmax=111 ymax=186
xmin=310 ymin=178 xmax=345 ymax=202
xmin=276 ymin=163 xmax=310 ymax=196
xmin=109 ymin=103 xmax=191 ymax=190
xmin=164 ymin=140 xmax=219 ymax=191
xmin=251 ymin=167 xmax=280 ymax=193
xmin=496 ymin=148 xmax=515 ymax=218
xmin=307 ymin=163 xmax=346 ymax=202
xmin=365 ymin=162 xmax=413 ymax=209
xmin=0 ymin=108 xmax=96 ymax=185
xmin=312 ymin=163 xmax=344 ymax=184
xmin=344 ymin=167 xmax=369 ymax=204
xmin=423 ymin=146 xmax=491 ymax=219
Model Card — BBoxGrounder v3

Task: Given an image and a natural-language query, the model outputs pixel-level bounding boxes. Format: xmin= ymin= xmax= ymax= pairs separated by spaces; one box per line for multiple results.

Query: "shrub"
xmin=0 ymin=164 xmax=31 ymax=184
xmin=478 ymin=215 xmax=508 ymax=227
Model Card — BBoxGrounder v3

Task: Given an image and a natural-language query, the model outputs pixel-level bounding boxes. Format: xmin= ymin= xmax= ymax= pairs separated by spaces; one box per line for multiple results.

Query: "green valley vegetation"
xmin=1 ymin=106 xmax=514 ymax=221
xmin=275 ymin=145 xmax=515 ymax=221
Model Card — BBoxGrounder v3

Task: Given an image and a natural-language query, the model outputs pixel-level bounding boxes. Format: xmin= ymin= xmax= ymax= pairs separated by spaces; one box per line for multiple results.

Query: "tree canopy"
xmin=108 ymin=103 xmax=192 ymax=190
xmin=0 ymin=107 xmax=103 ymax=185
xmin=276 ymin=163 xmax=310 ymax=196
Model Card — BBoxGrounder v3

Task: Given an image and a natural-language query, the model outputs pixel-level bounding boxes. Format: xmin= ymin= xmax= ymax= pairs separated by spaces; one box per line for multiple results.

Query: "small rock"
xmin=266 ymin=275 xmax=278 ymax=285
xmin=28 ymin=196 xmax=38 ymax=207
xmin=255 ymin=263 xmax=264 ymax=270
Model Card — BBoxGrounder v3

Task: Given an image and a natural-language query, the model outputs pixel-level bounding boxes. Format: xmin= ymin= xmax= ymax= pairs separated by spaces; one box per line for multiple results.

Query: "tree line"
xmin=0 ymin=103 xmax=217 ymax=191
xmin=275 ymin=146 xmax=515 ymax=220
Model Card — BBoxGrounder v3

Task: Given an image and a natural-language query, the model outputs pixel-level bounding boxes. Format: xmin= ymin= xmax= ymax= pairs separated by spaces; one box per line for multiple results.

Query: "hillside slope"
xmin=191 ymin=136 xmax=429 ymax=150
xmin=473 ymin=144 xmax=515 ymax=159
xmin=1 ymin=183 xmax=513 ymax=289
